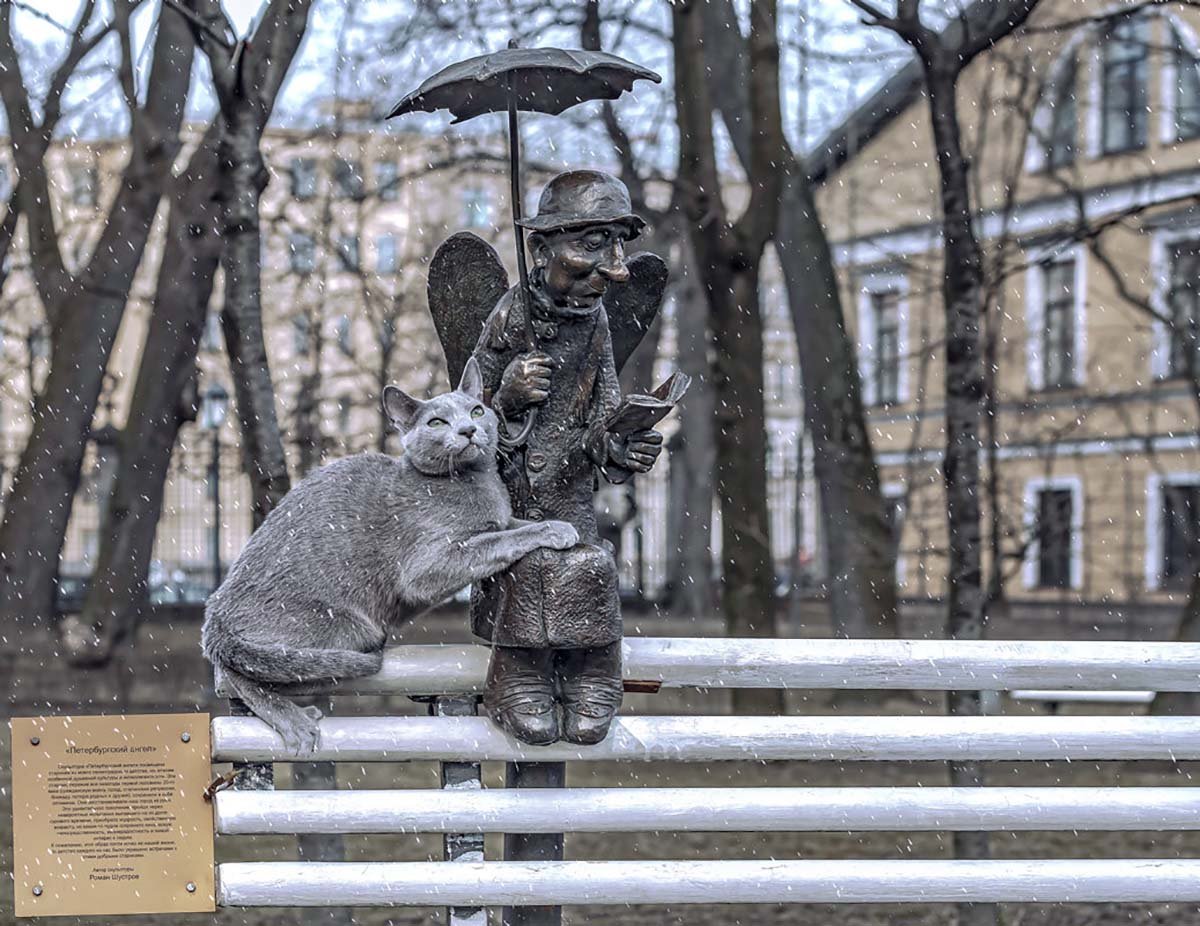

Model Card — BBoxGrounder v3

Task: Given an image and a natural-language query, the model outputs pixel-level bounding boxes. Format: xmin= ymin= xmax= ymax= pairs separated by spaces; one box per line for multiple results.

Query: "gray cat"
xmin=201 ymin=358 xmax=578 ymax=753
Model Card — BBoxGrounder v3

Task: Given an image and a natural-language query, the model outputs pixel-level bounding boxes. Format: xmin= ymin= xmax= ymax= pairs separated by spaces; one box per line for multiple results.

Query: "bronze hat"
xmin=517 ymin=169 xmax=646 ymax=239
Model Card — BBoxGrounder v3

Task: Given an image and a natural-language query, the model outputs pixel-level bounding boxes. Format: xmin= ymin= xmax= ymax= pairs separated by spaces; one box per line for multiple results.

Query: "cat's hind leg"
xmin=223 ymin=666 xmax=323 ymax=756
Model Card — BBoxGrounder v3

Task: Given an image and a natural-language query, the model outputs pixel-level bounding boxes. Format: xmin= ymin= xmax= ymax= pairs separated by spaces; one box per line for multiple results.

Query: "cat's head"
xmin=382 ymin=357 xmax=499 ymax=476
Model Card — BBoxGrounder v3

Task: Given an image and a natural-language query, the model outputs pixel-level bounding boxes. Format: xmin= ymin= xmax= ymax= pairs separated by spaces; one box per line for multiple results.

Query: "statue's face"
xmin=533 ymin=223 xmax=631 ymax=309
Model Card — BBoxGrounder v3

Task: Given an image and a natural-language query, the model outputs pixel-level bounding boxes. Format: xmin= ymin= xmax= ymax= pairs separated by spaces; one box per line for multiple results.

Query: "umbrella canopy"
xmin=387 ymin=47 xmax=661 ymax=123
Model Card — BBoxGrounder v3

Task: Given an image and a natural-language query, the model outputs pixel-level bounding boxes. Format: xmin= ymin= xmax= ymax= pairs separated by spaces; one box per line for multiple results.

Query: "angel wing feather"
xmin=427 ymin=232 xmax=509 ymax=386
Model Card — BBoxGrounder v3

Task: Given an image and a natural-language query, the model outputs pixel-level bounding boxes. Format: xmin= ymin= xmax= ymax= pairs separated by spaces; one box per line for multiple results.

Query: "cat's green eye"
xmin=470 ymin=406 xmax=485 ymax=418
xmin=427 ymin=417 xmax=448 ymax=428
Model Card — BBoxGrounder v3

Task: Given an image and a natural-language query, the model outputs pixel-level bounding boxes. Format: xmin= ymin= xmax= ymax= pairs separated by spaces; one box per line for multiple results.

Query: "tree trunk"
xmin=926 ymin=62 xmax=995 ymax=926
xmin=217 ymin=103 xmax=291 ymax=526
xmin=0 ymin=7 xmax=194 ymax=636
xmin=775 ymin=166 xmax=898 ymax=637
xmin=68 ymin=128 xmax=223 ymax=665
xmin=671 ymin=242 xmax=715 ymax=616
xmin=701 ymin=0 xmax=897 ymax=637
xmin=672 ymin=0 xmax=784 ymax=714
xmin=718 ymin=270 xmax=782 ymax=715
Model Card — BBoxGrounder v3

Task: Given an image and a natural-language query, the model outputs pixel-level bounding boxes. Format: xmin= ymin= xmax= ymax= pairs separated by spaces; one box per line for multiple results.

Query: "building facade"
xmin=811 ymin=0 xmax=1200 ymax=616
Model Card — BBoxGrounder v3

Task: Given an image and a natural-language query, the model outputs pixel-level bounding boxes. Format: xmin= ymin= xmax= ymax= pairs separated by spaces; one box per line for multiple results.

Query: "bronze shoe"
xmin=483 ymin=645 xmax=559 ymax=745
xmin=557 ymin=643 xmax=623 ymax=745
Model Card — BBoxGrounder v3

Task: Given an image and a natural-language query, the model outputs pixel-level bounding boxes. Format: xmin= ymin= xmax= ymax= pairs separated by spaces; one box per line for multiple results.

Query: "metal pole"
xmin=432 ymin=695 xmax=486 ymax=926
xmin=210 ymin=428 xmax=222 ymax=589
xmin=502 ymin=760 xmax=564 ymax=926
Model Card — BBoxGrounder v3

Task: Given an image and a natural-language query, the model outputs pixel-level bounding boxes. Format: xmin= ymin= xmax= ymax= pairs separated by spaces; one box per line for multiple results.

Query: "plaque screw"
xmin=32 ymin=885 xmax=43 ymax=897
xmin=29 ymin=736 xmax=39 ymax=746
xmin=180 ymin=732 xmax=191 ymax=743
xmin=186 ymin=882 xmax=196 ymax=893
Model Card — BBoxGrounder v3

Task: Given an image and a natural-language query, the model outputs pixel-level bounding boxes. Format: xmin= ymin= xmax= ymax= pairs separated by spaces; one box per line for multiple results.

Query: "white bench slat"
xmin=1010 ymin=690 xmax=1156 ymax=704
xmin=212 ymin=639 xmax=1200 ymax=697
xmin=211 ymin=714 xmax=1200 ymax=763
xmin=214 ymin=786 xmax=1200 ymax=834
xmin=216 ymin=859 xmax=1200 ymax=906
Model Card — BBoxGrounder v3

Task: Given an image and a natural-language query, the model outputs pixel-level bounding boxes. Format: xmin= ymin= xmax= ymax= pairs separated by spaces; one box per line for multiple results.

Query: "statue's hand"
xmin=608 ymin=428 xmax=663 ymax=474
xmin=495 ymin=352 xmax=553 ymax=415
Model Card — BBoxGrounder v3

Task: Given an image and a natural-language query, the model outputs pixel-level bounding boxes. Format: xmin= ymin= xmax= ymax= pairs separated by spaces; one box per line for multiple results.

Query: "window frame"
xmin=289 ymin=232 xmax=316 ymax=275
xmin=333 ymin=157 xmax=364 ymax=201
xmin=1150 ymin=226 xmax=1200 ymax=379
xmin=289 ymin=157 xmax=318 ymax=201
xmin=1145 ymin=472 xmax=1200 ymax=591
xmin=1024 ymin=243 xmax=1087 ymax=392
xmin=1097 ymin=12 xmax=1150 ymax=156
xmin=856 ymin=270 xmax=909 ymax=407
xmin=1022 ymin=476 xmax=1085 ymax=591
xmin=1159 ymin=14 xmax=1200 ymax=143
xmin=375 ymin=233 xmax=398 ymax=275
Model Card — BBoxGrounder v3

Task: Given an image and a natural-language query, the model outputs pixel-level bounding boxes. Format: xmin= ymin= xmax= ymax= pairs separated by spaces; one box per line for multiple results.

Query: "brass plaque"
xmin=10 ymin=713 xmax=215 ymax=918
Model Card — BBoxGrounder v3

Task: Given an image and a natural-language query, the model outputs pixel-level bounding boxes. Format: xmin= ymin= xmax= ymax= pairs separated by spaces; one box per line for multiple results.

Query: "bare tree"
xmin=843 ymin=1 xmax=1043 ymax=924
xmin=178 ymin=0 xmax=317 ymax=525
xmin=703 ymin=0 xmax=899 ymax=638
xmin=673 ymin=0 xmax=786 ymax=710
xmin=73 ymin=0 xmax=316 ymax=665
xmin=0 ymin=0 xmax=195 ymax=636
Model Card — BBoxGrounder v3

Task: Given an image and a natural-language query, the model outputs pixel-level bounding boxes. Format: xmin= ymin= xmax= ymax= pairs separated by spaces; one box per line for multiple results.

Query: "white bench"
xmin=212 ymin=638 xmax=1200 ymax=923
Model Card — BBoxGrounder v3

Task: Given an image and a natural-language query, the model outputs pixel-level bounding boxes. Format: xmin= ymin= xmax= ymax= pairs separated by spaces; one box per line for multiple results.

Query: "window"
xmin=881 ymin=487 xmax=906 ymax=582
xmin=375 ymin=160 xmax=399 ymax=201
xmin=376 ymin=234 xmax=398 ymax=274
xmin=201 ymin=311 xmax=222 ymax=353
xmin=1040 ymin=257 xmax=1077 ymax=389
xmin=28 ymin=324 xmax=49 ymax=360
xmin=335 ymin=234 xmax=360 ymax=272
xmin=1172 ymin=27 xmax=1200 ymax=142
xmin=0 ymin=163 xmax=10 ymax=201
xmin=290 ymin=232 xmax=316 ymax=274
xmin=1045 ymin=53 xmax=1077 ymax=168
xmin=333 ymin=158 xmax=364 ymax=200
xmin=1035 ymin=487 xmax=1074 ymax=589
xmin=289 ymin=157 xmax=318 ymax=200
xmin=336 ymin=315 xmax=353 ymax=357
xmin=68 ymin=164 xmax=98 ymax=207
xmin=1100 ymin=13 xmax=1148 ymax=154
xmin=292 ymin=314 xmax=311 ymax=355
xmin=871 ymin=289 xmax=901 ymax=405
xmin=462 ymin=186 xmax=492 ymax=229
xmin=1166 ymin=239 xmax=1200 ymax=378
xmin=1162 ymin=483 xmax=1200 ymax=589
xmin=379 ymin=316 xmax=397 ymax=352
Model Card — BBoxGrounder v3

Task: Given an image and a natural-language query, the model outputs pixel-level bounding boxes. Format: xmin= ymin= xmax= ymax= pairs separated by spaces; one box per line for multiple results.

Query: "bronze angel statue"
xmin=427 ymin=169 xmax=682 ymax=745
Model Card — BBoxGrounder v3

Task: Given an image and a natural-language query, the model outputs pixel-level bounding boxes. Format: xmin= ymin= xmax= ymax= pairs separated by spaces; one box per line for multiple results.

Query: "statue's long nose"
xmin=597 ymin=248 xmax=630 ymax=283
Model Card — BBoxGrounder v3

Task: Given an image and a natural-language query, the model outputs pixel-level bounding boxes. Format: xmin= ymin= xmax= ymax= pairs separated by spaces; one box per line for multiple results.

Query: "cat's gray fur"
xmin=202 ymin=358 xmax=578 ymax=753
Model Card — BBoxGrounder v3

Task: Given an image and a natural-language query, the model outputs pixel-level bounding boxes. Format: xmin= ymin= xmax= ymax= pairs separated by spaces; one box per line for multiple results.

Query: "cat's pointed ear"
xmin=382 ymin=385 xmax=421 ymax=431
xmin=458 ymin=356 xmax=483 ymax=399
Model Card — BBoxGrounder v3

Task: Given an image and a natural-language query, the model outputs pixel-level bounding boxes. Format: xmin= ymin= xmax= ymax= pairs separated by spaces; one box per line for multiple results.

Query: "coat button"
xmin=527 ymin=451 xmax=547 ymax=472
xmin=527 ymin=507 xmax=544 ymax=521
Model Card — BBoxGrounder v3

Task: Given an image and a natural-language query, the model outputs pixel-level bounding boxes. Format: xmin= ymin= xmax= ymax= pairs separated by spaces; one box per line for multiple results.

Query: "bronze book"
xmin=604 ymin=371 xmax=692 ymax=438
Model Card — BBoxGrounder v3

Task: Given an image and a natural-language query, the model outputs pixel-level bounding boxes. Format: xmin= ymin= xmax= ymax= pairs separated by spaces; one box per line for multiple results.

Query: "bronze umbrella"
xmin=387 ymin=44 xmax=660 ymax=313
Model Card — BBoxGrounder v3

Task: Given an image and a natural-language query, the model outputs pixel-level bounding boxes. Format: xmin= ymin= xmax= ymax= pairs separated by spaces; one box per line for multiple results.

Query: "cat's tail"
xmin=205 ymin=633 xmax=383 ymax=685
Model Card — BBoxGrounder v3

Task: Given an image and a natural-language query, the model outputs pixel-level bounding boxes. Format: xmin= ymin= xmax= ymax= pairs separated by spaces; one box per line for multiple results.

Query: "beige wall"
xmin=817 ymin=0 xmax=1200 ymax=606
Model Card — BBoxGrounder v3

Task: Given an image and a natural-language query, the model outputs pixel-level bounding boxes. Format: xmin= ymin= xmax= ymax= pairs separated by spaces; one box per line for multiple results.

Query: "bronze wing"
xmin=427 ymin=232 xmax=510 ymax=385
xmin=605 ymin=251 xmax=668 ymax=374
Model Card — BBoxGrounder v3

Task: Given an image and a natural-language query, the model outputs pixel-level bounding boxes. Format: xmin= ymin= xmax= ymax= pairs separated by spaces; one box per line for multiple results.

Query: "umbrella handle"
xmin=499 ymin=408 xmax=536 ymax=451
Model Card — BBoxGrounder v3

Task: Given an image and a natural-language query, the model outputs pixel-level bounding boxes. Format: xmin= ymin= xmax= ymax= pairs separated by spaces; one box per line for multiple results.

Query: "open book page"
xmin=604 ymin=371 xmax=692 ymax=439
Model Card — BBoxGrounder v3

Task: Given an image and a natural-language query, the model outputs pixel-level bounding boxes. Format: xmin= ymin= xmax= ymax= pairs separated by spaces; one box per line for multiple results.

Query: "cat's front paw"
xmin=539 ymin=520 xmax=579 ymax=551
